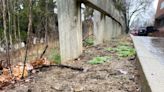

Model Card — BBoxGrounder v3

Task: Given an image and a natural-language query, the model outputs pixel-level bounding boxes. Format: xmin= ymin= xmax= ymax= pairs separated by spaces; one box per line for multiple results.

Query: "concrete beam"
xmin=94 ymin=13 xmax=122 ymax=43
xmin=80 ymin=0 xmax=124 ymax=28
xmin=57 ymin=0 xmax=82 ymax=62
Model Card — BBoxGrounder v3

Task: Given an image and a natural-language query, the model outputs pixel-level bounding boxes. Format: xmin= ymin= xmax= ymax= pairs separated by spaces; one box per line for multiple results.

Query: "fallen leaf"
xmin=30 ymin=59 xmax=44 ymax=68
xmin=12 ymin=66 xmax=28 ymax=80
xmin=2 ymin=68 xmax=10 ymax=76
xmin=0 ymin=74 xmax=12 ymax=88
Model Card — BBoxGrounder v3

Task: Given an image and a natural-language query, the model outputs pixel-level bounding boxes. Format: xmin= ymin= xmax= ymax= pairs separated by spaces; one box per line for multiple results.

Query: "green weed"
xmin=88 ymin=56 xmax=110 ymax=64
xmin=48 ymin=48 xmax=61 ymax=64
xmin=83 ymin=37 xmax=94 ymax=46
xmin=106 ymin=45 xmax=135 ymax=57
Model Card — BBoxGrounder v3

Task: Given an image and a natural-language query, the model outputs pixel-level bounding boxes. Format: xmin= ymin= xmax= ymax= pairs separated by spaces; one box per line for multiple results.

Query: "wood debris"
xmin=0 ymin=58 xmax=51 ymax=88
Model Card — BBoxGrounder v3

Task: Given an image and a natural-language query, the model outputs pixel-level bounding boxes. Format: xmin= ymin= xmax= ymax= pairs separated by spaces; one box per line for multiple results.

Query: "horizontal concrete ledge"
xmin=131 ymin=35 xmax=164 ymax=92
xmin=79 ymin=0 xmax=124 ymax=27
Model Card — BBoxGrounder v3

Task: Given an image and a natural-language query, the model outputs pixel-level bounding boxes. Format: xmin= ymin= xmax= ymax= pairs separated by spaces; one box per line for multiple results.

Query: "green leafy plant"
xmin=105 ymin=47 xmax=117 ymax=52
xmin=88 ymin=56 xmax=110 ymax=64
xmin=106 ymin=45 xmax=136 ymax=57
xmin=83 ymin=37 xmax=94 ymax=46
xmin=48 ymin=48 xmax=61 ymax=64
xmin=118 ymin=42 xmax=129 ymax=46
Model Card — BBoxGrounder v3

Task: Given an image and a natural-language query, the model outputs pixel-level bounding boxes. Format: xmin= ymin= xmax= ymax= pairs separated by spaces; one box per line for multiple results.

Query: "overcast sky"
xmin=153 ymin=0 xmax=158 ymax=11
xmin=130 ymin=0 xmax=159 ymax=28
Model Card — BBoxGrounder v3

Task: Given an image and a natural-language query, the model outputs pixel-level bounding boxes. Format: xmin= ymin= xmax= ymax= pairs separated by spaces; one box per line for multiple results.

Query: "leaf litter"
xmin=1 ymin=36 xmax=140 ymax=92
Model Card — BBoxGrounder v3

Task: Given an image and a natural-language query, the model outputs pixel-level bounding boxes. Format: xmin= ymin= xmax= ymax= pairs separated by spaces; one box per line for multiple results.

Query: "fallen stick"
xmin=40 ymin=45 xmax=48 ymax=59
xmin=34 ymin=64 xmax=84 ymax=71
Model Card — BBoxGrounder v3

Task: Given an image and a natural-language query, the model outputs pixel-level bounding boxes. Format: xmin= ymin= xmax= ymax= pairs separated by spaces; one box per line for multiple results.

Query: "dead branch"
xmin=34 ymin=64 xmax=84 ymax=71
xmin=40 ymin=45 xmax=48 ymax=59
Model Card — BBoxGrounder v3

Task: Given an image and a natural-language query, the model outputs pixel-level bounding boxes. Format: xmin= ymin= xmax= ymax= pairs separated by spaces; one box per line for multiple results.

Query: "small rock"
xmin=32 ymin=70 xmax=36 ymax=74
xmin=11 ymin=80 xmax=16 ymax=84
xmin=54 ymin=84 xmax=63 ymax=91
xmin=25 ymin=79 xmax=30 ymax=82
xmin=83 ymin=68 xmax=89 ymax=72
xmin=77 ymin=58 xmax=80 ymax=61
xmin=118 ymin=69 xmax=128 ymax=75
xmin=74 ymin=85 xmax=84 ymax=92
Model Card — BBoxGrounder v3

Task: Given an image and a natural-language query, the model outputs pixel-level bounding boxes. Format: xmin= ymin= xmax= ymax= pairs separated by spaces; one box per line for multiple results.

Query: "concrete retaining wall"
xmin=81 ymin=0 xmax=124 ymax=27
xmin=57 ymin=0 xmax=125 ymax=62
xmin=93 ymin=12 xmax=123 ymax=44
xmin=57 ymin=0 xmax=83 ymax=62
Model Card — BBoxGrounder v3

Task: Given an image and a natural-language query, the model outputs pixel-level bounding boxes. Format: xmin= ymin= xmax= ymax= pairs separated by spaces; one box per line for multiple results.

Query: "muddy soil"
xmin=2 ymin=37 xmax=140 ymax=92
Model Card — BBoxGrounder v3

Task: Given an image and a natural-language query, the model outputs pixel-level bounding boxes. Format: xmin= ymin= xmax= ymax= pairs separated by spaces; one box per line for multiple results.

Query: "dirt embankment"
xmin=2 ymin=36 xmax=141 ymax=92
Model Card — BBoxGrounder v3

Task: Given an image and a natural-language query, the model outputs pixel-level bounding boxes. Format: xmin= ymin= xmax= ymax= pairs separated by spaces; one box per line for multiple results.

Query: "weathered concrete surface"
xmin=93 ymin=11 xmax=105 ymax=45
xmin=81 ymin=0 xmax=124 ymax=42
xmin=103 ymin=16 xmax=113 ymax=41
xmin=57 ymin=0 xmax=82 ymax=62
xmin=131 ymin=35 xmax=164 ymax=92
xmin=93 ymin=12 xmax=122 ymax=43
xmin=57 ymin=0 xmax=125 ymax=62
xmin=81 ymin=0 xmax=124 ymax=28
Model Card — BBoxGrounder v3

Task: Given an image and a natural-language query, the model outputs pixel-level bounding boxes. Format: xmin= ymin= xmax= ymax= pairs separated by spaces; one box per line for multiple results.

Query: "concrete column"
xmin=104 ymin=16 xmax=113 ymax=42
xmin=93 ymin=10 xmax=105 ymax=45
xmin=117 ymin=24 xmax=122 ymax=36
xmin=115 ymin=23 xmax=118 ymax=37
xmin=57 ymin=0 xmax=82 ymax=62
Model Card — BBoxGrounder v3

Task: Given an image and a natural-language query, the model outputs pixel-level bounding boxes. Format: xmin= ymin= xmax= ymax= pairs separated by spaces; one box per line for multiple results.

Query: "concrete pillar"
xmin=93 ymin=11 xmax=105 ymax=45
xmin=118 ymin=24 xmax=122 ymax=36
xmin=104 ymin=16 xmax=113 ymax=42
xmin=112 ymin=22 xmax=116 ymax=38
xmin=115 ymin=23 xmax=118 ymax=37
xmin=57 ymin=0 xmax=82 ymax=62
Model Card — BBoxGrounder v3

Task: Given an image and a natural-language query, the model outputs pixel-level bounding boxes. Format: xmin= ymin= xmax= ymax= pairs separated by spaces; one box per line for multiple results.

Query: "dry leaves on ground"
xmin=0 ymin=58 xmax=51 ymax=88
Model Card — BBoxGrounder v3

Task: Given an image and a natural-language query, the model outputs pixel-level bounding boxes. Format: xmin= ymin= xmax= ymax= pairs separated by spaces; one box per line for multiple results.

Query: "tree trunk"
xmin=123 ymin=12 xmax=129 ymax=34
xmin=27 ymin=0 xmax=32 ymax=45
xmin=45 ymin=0 xmax=48 ymax=44
xmin=13 ymin=0 xmax=17 ymax=43
xmin=2 ymin=0 xmax=11 ymax=70
xmin=22 ymin=0 xmax=33 ymax=78
xmin=17 ymin=12 xmax=21 ymax=42
xmin=7 ymin=0 xmax=12 ymax=46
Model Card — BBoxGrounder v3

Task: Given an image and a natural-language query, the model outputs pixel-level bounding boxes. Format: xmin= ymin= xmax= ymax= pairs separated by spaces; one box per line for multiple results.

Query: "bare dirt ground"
xmin=1 ymin=36 xmax=140 ymax=92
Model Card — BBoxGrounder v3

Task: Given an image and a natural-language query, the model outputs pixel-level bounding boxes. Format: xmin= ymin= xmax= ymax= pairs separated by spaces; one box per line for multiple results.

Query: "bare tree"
xmin=22 ymin=0 xmax=32 ymax=78
xmin=7 ymin=0 xmax=13 ymax=46
xmin=114 ymin=0 xmax=153 ymax=33
xmin=130 ymin=6 xmax=156 ymax=29
xmin=45 ymin=0 xmax=49 ymax=44
xmin=127 ymin=0 xmax=153 ymax=28
xmin=2 ymin=0 xmax=11 ymax=73
xmin=13 ymin=0 xmax=17 ymax=43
